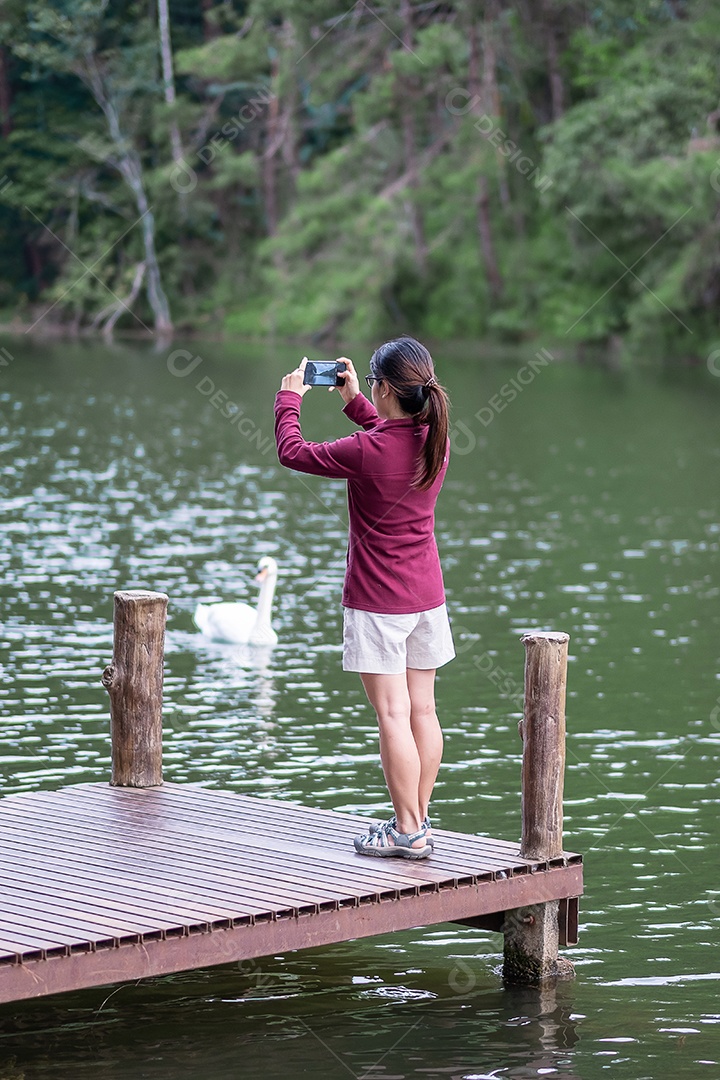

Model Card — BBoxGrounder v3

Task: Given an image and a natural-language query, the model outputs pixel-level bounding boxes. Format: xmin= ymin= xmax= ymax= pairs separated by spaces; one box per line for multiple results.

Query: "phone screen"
xmin=303 ymin=361 xmax=344 ymax=386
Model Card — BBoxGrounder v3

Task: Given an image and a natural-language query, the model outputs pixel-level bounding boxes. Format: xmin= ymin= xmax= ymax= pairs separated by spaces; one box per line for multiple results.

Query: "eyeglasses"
xmin=365 ymin=374 xmax=381 ymax=387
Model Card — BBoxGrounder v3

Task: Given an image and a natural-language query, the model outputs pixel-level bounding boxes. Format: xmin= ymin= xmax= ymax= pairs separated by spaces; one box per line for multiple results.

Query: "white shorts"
xmin=342 ymin=603 xmax=456 ymax=675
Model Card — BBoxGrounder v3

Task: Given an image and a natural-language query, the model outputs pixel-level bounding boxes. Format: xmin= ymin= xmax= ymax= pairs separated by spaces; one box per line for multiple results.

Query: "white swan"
xmin=193 ymin=557 xmax=279 ymax=645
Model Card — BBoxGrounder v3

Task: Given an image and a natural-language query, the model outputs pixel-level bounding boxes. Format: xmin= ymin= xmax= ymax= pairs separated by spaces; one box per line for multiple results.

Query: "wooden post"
xmin=503 ymin=631 xmax=574 ymax=983
xmin=520 ymin=631 xmax=568 ymax=861
xmin=102 ymin=590 xmax=168 ymax=787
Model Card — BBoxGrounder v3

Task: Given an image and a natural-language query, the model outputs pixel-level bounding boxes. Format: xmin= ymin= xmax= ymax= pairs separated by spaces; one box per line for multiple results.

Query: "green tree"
xmin=541 ymin=2 xmax=720 ymax=350
xmin=0 ymin=0 xmax=717 ymax=357
xmin=10 ymin=0 xmax=173 ymax=333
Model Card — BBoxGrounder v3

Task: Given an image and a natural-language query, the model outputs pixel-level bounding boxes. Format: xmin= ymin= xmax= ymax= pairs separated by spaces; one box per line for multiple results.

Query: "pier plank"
xmin=0 ymin=782 xmax=582 ymax=1003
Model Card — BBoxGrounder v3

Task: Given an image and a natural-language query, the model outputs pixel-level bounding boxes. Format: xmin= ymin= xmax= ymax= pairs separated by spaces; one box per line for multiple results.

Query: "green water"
xmin=0 ymin=337 xmax=718 ymax=1079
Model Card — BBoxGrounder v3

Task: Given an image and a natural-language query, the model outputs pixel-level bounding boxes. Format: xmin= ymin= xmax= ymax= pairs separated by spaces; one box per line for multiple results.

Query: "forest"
xmin=0 ymin=0 xmax=719 ymax=355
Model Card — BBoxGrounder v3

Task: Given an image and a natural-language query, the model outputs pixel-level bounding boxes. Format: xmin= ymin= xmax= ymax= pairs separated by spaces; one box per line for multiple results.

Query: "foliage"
xmin=0 ymin=0 xmax=718 ymax=355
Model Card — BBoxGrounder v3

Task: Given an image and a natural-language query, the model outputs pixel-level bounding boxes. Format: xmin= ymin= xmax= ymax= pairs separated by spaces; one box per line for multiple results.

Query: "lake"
xmin=0 ymin=335 xmax=718 ymax=1079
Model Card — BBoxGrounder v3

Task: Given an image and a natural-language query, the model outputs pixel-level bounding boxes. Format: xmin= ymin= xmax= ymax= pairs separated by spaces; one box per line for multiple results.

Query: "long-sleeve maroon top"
xmin=274 ymin=389 xmax=449 ymax=614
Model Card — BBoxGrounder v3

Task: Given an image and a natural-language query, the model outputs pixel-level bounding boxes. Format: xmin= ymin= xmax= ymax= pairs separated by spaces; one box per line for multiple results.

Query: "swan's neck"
xmin=254 ymin=573 xmax=277 ymax=630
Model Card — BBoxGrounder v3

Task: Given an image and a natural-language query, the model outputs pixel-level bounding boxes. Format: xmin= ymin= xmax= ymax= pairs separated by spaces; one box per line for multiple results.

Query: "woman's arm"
xmin=274 ymin=391 xmax=365 ymax=478
xmin=275 ymin=356 xmax=373 ymax=478
xmin=330 ymin=356 xmax=379 ymax=429
xmin=343 ymin=393 xmax=379 ymax=430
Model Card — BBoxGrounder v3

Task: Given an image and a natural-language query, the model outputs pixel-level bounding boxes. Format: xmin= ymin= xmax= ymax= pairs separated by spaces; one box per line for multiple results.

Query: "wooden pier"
xmin=0 ymin=592 xmax=583 ymax=1003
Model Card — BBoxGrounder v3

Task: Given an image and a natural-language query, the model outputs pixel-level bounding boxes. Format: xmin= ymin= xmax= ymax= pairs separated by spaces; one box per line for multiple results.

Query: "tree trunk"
xmin=480 ymin=1 xmax=501 ymax=118
xmin=0 ymin=46 xmax=12 ymax=137
xmin=80 ymin=58 xmax=173 ymax=335
xmin=468 ymin=20 xmax=504 ymax=302
xmin=157 ymin=0 xmax=184 ymax=169
xmin=261 ymin=55 xmax=280 ymax=236
xmin=279 ymin=21 xmax=300 ymax=191
xmin=481 ymin=1 xmax=511 ymax=210
xmin=23 ymin=240 xmax=44 ymax=295
xmin=476 ymin=174 xmax=503 ymax=303
xmin=399 ymin=0 xmax=427 ymax=276
xmin=541 ymin=0 xmax=565 ymax=120
xmin=401 ymin=115 xmax=428 ymax=277
xmin=202 ymin=0 xmax=219 ymax=40
xmin=92 ymin=261 xmax=147 ymax=337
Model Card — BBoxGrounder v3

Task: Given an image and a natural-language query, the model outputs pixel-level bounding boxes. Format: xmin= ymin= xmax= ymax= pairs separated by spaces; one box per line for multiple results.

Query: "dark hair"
xmin=370 ymin=336 xmax=450 ymax=491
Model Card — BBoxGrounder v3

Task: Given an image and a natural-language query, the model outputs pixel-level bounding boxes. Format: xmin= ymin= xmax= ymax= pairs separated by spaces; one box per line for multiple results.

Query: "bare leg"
xmin=360 ymin=672 xmax=424 ymax=842
xmin=406 ymin=667 xmax=443 ymax=821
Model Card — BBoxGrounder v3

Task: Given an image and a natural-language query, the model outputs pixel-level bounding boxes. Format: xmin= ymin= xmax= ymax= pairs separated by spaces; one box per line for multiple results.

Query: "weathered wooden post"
xmin=503 ymin=631 xmax=574 ymax=983
xmin=102 ymin=589 xmax=168 ymax=787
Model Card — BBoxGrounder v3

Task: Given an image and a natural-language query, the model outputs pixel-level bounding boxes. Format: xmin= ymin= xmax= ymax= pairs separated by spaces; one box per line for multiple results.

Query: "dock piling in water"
xmin=0 ymin=598 xmax=582 ymax=1003
xmin=503 ymin=631 xmax=573 ymax=983
xmin=520 ymin=631 xmax=569 ymax=861
xmin=101 ymin=589 xmax=168 ymax=787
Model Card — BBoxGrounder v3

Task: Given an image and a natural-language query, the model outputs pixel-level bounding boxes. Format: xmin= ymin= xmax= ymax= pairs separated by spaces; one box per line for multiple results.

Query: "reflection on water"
xmin=0 ymin=954 xmax=585 ymax=1079
xmin=2 ymin=939 xmax=719 ymax=1079
xmin=0 ymin=340 xmax=719 ymax=1078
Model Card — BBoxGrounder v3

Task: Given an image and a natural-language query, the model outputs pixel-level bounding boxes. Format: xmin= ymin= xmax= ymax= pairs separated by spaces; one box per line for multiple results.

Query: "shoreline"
xmin=3 ymin=322 xmax=709 ymax=371
xmin=0 ymin=320 xmax=607 ymax=365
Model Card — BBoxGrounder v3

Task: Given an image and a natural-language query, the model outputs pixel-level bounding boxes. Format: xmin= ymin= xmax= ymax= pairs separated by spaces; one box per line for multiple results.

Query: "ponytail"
xmin=415 ymin=380 xmax=450 ymax=490
xmin=369 ymin=336 xmax=450 ymax=491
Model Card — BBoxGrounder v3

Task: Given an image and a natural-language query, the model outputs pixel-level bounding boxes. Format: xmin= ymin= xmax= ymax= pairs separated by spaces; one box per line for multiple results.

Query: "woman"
xmin=274 ymin=337 xmax=454 ymax=860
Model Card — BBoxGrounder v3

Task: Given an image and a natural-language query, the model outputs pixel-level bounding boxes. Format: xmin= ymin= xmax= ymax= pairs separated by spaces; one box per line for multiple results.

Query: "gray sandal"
xmin=354 ymin=821 xmax=432 ymax=860
xmin=369 ymin=815 xmax=433 ymax=847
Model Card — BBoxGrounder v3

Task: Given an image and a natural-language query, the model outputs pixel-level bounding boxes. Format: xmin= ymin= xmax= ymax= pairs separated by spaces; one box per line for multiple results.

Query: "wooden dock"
xmin=0 ymin=782 xmax=581 ymax=1003
xmin=0 ymin=591 xmax=583 ymax=1002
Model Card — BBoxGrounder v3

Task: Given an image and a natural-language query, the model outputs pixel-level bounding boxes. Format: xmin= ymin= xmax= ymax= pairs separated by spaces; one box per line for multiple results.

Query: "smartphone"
xmin=303 ymin=360 xmax=347 ymax=387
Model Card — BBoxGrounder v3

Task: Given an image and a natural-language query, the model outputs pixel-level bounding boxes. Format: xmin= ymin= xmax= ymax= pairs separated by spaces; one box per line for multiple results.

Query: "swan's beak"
xmin=255 ymin=567 xmax=268 ymax=582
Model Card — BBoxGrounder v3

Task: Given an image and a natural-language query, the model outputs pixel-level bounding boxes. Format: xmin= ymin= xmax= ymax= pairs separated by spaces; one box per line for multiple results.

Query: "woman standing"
xmin=274 ymin=337 xmax=454 ymax=860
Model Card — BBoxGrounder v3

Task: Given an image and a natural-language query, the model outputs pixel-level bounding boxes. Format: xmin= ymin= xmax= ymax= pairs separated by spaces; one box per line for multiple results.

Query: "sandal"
xmin=369 ymin=815 xmax=433 ymax=847
xmin=354 ymin=821 xmax=432 ymax=860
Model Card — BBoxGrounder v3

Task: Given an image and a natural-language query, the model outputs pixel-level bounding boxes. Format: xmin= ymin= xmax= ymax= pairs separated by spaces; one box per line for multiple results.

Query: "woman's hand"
xmin=280 ymin=357 xmax=312 ymax=397
xmin=332 ymin=357 xmax=360 ymax=405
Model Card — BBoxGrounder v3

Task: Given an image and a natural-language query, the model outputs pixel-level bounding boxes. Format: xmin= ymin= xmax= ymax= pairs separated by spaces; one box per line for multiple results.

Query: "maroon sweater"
xmin=274 ymin=389 xmax=448 ymax=614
